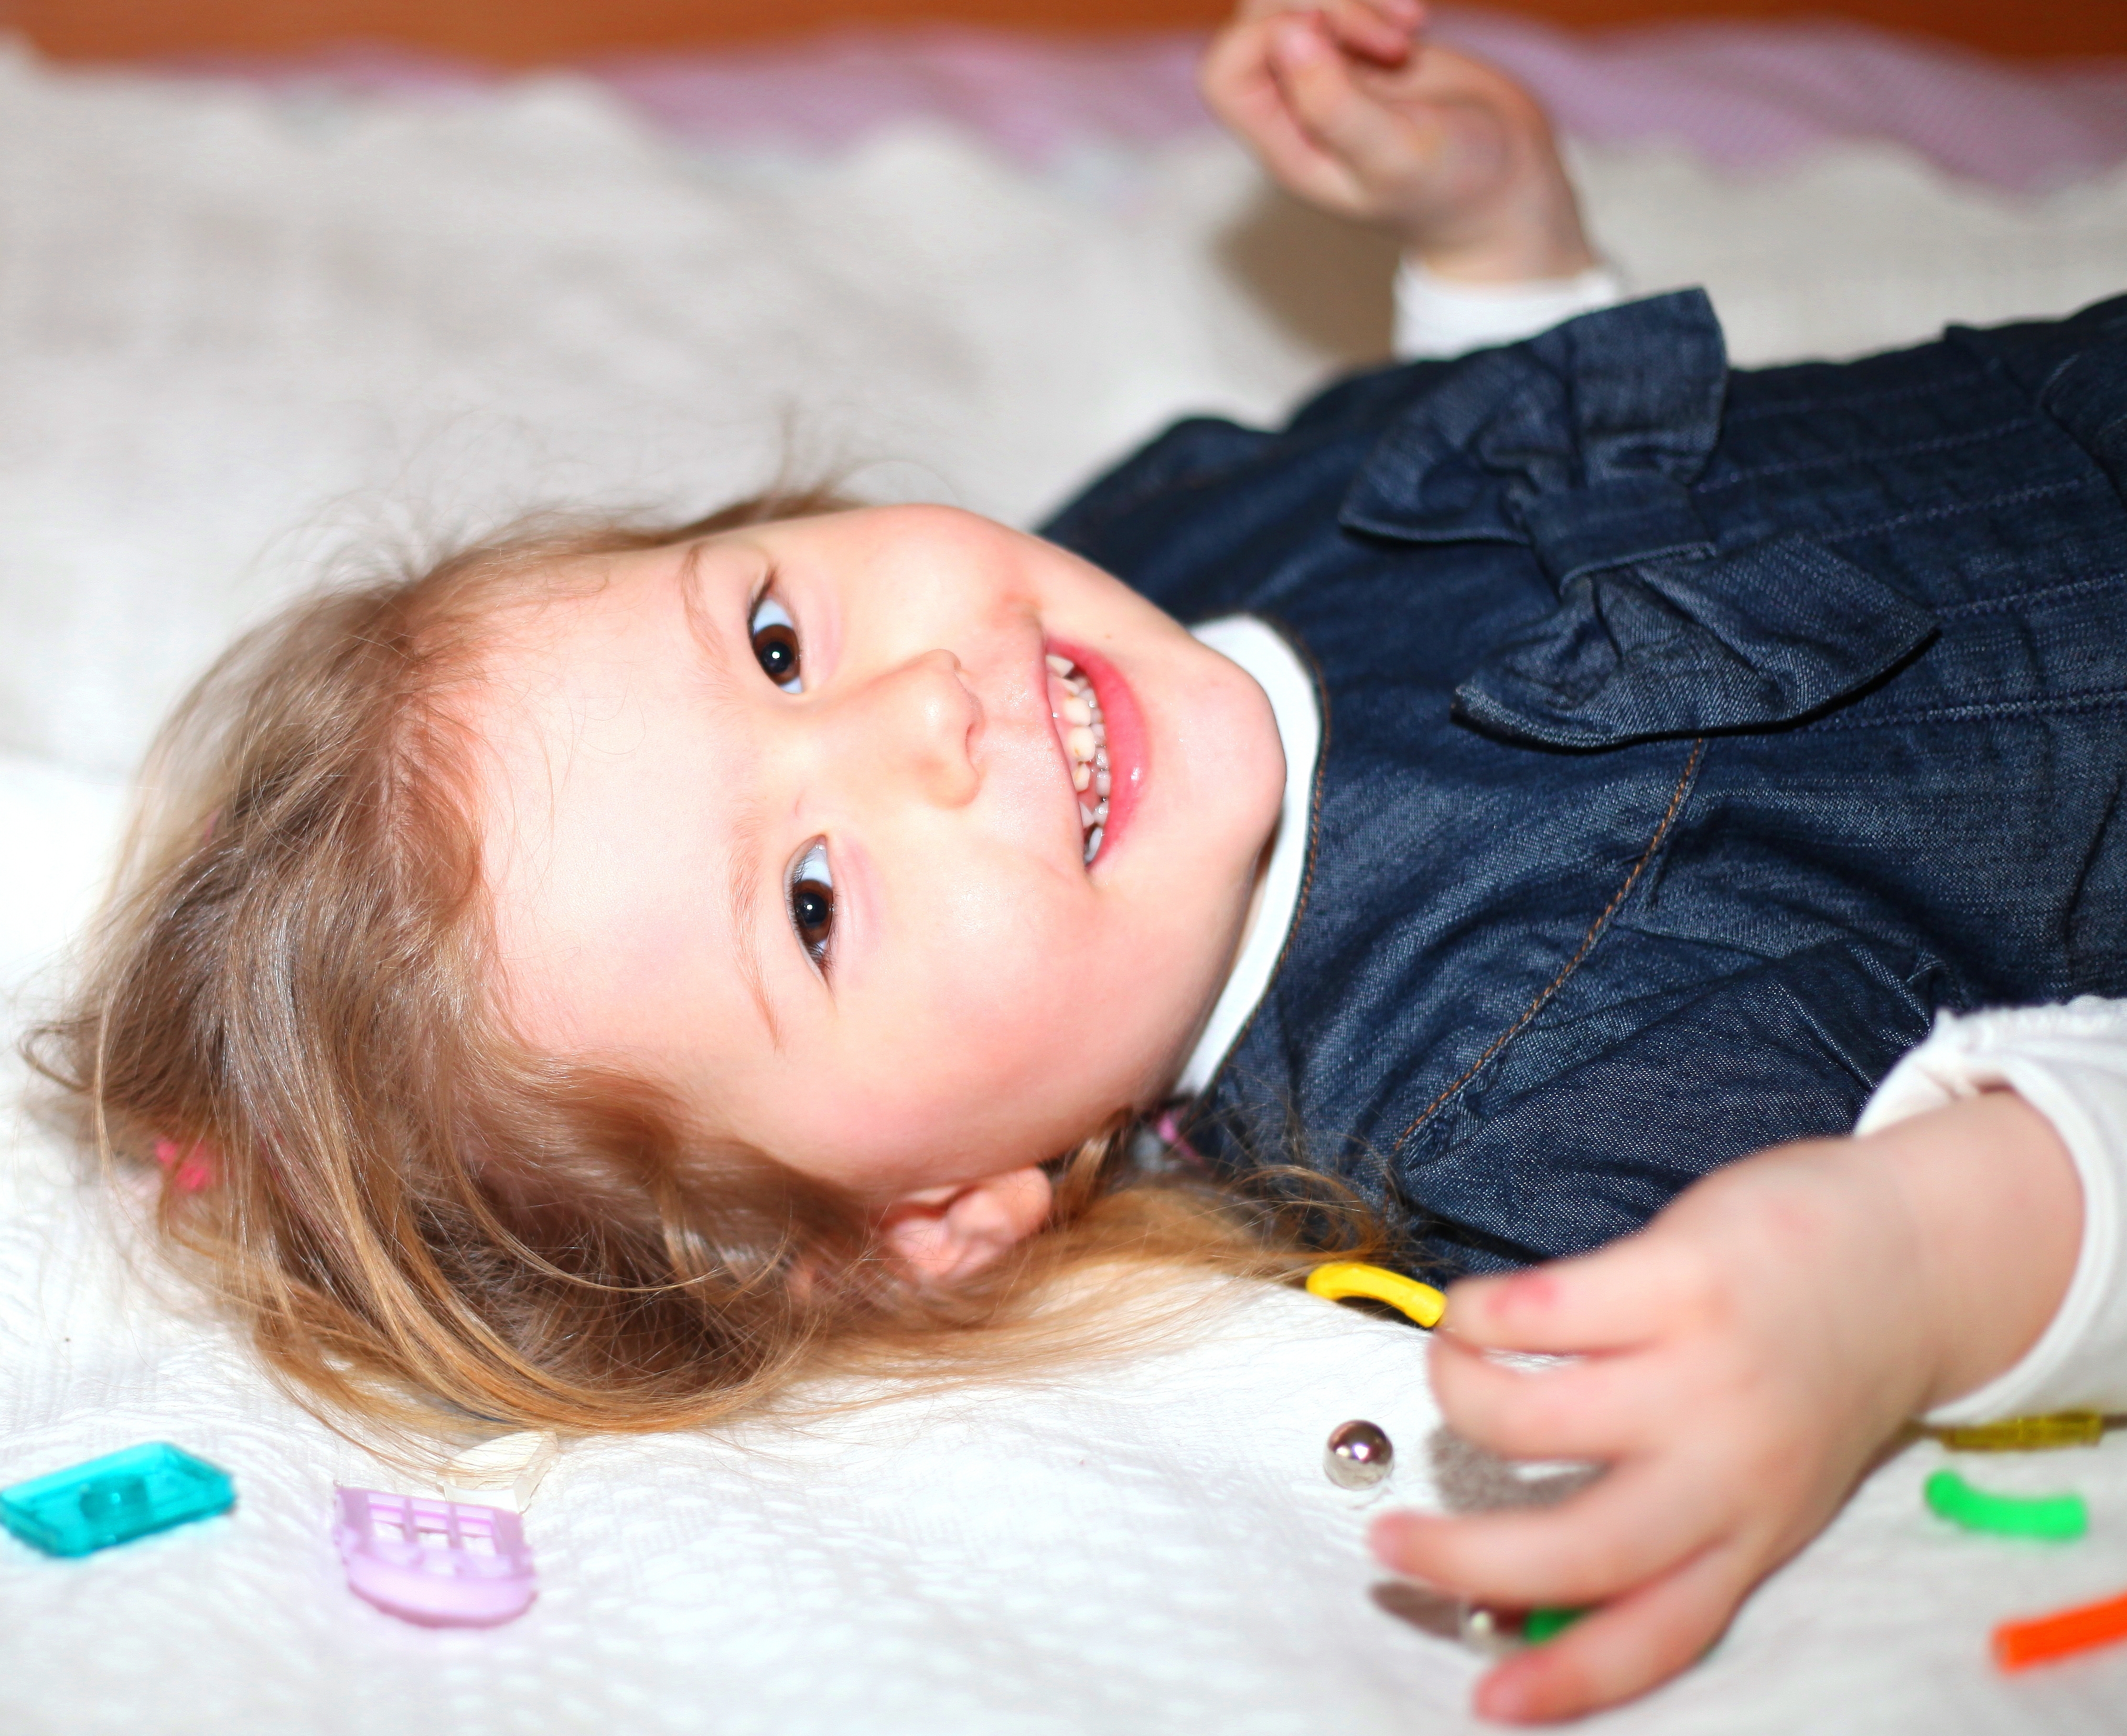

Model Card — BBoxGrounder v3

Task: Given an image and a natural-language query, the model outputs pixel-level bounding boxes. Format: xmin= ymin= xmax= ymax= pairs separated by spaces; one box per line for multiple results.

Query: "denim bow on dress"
xmin=1338 ymin=290 xmax=1938 ymax=748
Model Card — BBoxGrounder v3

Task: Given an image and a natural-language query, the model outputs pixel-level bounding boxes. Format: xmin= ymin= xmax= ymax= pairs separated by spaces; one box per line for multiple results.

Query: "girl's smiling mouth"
xmin=1044 ymin=641 xmax=1146 ymax=869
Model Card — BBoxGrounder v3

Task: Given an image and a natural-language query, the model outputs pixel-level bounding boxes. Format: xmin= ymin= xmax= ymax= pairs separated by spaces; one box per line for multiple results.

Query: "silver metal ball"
xmin=1324 ymin=1419 xmax=1394 ymax=1489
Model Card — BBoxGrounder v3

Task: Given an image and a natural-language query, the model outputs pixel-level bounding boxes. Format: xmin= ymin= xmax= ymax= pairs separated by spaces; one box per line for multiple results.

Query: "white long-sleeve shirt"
xmin=1384 ymin=259 xmax=2127 ymax=1420
xmin=1392 ymin=256 xmax=1632 ymax=360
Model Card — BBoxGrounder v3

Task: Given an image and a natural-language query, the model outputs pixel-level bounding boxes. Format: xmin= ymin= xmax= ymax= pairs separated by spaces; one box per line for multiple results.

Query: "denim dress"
xmin=1041 ymin=290 xmax=2127 ymax=1277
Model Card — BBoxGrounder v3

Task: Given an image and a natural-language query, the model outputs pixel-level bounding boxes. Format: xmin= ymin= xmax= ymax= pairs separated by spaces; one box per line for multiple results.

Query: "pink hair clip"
xmin=1152 ymin=1110 xmax=1205 ymax=1169
xmin=151 ymin=1138 xmax=214 ymax=1193
xmin=333 ymin=1487 xmax=538 ymax=1627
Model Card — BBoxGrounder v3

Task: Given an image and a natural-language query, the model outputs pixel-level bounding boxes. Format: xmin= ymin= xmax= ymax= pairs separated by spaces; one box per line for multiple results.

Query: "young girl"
xmin=35 ymin=2 xmax=2127 ymax=1724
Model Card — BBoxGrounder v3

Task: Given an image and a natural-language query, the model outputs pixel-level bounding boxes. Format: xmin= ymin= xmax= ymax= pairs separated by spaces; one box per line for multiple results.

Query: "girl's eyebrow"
xmin=723 ymin=797 xmax=785 ymax=1053
xmin=675 ymin=544 xmax=787 ymax=1051
xmin=675 ymin=540 xmax=729 ymax=677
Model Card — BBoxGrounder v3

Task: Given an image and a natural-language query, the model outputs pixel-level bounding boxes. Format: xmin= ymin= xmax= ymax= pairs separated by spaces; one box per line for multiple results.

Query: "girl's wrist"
xmin=1411 ymin=221 xmax=1596 ymax=286
xmin=1865 ymin=1091 xmax=2082 ymax=1414
xmin=1400 ymin=159 xmax=1595 ymax=284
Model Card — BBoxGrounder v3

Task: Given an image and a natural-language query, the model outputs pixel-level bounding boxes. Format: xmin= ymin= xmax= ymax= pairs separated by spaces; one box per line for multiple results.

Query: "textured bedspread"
xmin=4 ymin=37 xmax=2127 ymax=1732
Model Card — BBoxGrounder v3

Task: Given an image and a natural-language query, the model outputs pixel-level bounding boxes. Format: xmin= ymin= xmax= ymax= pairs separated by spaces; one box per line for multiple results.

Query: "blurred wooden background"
xmin=3 ymin=0 xmax=2122 ymax=61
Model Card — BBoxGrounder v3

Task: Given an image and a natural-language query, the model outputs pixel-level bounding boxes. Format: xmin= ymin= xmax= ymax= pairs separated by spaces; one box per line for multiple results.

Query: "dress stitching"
xmin=1935 ymin=572 xmax=2127 ymax=618
xmin=1391 ymin=737 xmax=1707 ymax=1154
xmin=1693 ymin=419 xmax=2029 ymax=492
xmin=1809 ymin=688 xmax=2127 ymax=731
xmin=1817 ymin=479 xmax=2086 ymax=543
xmin=1720 ymin=372 xmax=1984 ymax=423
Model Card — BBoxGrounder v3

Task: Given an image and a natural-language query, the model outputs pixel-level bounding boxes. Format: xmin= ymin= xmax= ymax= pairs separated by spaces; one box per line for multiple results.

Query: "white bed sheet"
xmin=5 ymin=45 xmax=2127 ymax=1733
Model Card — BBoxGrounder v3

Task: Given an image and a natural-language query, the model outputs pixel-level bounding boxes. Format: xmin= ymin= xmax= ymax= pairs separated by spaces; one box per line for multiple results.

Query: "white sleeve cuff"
xmin=1391 ymin=258 xmax=1628 ymax=360
xmin=1854 ymin=999 xmax=2127 ymax=1423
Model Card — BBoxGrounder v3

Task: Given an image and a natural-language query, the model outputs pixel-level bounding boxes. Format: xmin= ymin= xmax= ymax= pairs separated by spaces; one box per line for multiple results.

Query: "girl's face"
xmin=474 ymin=506 xmax=1284 ymax=1216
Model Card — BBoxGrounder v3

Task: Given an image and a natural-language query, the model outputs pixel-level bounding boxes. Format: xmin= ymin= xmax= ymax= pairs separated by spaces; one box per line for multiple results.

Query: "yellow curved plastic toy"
xmin=1306 ymin=1261 xmax=1447 ymax=1328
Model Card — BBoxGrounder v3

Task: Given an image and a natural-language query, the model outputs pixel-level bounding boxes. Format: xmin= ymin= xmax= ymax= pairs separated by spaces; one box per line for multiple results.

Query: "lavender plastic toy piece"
xmin=333 ymin=1486 xmax=537 ymax=1627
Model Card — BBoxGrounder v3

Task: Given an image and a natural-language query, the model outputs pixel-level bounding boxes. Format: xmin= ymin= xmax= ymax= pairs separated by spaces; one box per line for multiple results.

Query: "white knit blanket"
xmin=4 ymin=44 xmax=2127 ymax=1732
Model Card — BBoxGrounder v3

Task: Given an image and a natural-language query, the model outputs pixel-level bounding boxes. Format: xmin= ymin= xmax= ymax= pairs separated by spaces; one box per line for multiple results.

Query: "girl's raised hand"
xmin=1370 ymin=1091 xmax=2082 ymax=1721
xmin=1199 ymin=2 xmax=1596 ymax=281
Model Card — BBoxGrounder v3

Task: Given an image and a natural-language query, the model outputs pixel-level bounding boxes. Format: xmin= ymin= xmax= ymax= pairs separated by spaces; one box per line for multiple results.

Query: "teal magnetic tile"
xmin=2 ymin=1442 xmax=234 ymax=1558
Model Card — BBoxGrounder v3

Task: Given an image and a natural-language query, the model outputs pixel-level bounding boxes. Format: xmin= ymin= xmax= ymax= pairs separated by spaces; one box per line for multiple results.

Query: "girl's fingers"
xmin=1271 ymin=16 xmax=1442 ymax=189
xmin=1319 ymin=0 xmax=1423 ymax=66
xmin=1199 ymin=13 xmax=1291 ymax=127
xmin=1472 ymin=1539 xmax=1756 ymax=1723
xmin=1233 ymin=0 xmax=1424 ymax=43
xmin=1219 ymin=1 xmax=1416 ymax=74
xmin=1201 ymin=17 xmax=1369 ymax=211
xmin=1425 ymin=1331 xmax=1658 ymax=1461
xmin=1370 ymin=1453 xmax=1729 ymax=1608
xmin=1443 ymin=1231 xmax=1718 ymax=1356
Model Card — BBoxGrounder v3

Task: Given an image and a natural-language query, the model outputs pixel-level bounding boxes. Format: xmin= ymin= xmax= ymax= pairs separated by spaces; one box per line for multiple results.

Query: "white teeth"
xmin=1050 ymin=648 xmax=1112 ymax=862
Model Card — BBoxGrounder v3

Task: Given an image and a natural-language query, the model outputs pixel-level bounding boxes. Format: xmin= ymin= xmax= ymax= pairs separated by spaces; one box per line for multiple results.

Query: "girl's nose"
xmin=849 ymin=648 xmax=982 ymax=808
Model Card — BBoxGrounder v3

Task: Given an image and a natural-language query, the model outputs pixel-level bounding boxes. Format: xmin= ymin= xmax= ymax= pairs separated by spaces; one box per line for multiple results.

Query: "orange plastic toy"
xmin=1993 ymin=1587 xmax=2127 ymax=1672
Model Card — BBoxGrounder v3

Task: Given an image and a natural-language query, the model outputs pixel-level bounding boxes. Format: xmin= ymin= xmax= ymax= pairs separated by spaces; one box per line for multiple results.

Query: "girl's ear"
xmin=877 ymin=1166 xmax=1054 ymax=1285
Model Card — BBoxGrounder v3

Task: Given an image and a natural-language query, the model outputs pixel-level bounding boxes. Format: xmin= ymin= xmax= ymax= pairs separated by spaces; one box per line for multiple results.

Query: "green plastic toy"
xmin=1924 ymin=1468 xmax=2087 ymax=1542
xmin=1523 ymin=1606 xmax=1588 ymax=1643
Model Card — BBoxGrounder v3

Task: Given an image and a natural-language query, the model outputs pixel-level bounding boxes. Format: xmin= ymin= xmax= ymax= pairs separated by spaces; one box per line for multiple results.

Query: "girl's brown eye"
xmin=748 ymin=595 xmax=803 ymax=692
xmin=791 ymin=880 xmax=833 ymax=959
xmin=788 ymin=841 xmax=834 ymax=970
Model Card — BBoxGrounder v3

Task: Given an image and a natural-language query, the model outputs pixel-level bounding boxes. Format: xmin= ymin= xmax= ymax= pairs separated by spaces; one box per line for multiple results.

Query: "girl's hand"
xmin=1199 ymin=2 xmax=1596 ymax=281
xmin=1371 ymin=1091 xmax=2082 ymax=1722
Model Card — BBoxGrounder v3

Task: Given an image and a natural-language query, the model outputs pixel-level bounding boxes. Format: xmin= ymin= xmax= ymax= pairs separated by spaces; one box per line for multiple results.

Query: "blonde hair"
xmin=29 ymin=495 xmax=1390 ymax=1438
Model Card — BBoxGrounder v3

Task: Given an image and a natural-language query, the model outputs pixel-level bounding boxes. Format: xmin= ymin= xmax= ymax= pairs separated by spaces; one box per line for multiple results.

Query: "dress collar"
xmin=1175 ymin=615 xmax=1320 ymax=1097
